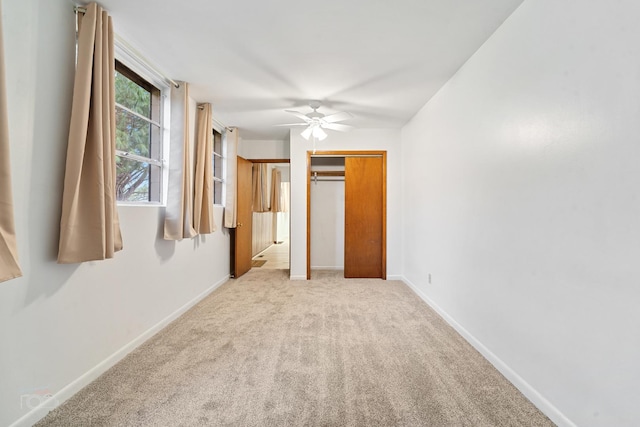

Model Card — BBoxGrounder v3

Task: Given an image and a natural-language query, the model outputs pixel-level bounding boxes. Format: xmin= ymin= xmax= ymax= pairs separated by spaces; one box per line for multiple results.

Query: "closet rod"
xmin=311 ymin=172 xmax=345 ymax=183
xmin=311 ymin=171 xmax=345 ymax=177
xmin=312 ymin=178 xmax=345 ymax=183
xmin=310 ymin=154 xmax=382 ymax=158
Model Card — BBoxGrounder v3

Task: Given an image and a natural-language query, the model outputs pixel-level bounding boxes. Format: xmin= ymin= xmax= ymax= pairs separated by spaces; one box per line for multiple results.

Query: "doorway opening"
xmin=230 ymin=158 xmax=291 ymax=279
xmin=250 ymin=161 xmax=290 ymax=272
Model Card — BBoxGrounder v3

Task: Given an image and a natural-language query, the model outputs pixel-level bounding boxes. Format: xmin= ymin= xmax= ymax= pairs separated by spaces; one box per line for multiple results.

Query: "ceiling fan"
xmin=278 ymin=101 xmax=353 ymax=140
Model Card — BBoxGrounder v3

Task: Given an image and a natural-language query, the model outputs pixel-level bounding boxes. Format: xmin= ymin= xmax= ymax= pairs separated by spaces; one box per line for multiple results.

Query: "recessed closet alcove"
xmin=307 ymin=151 xmax=386 ymax=280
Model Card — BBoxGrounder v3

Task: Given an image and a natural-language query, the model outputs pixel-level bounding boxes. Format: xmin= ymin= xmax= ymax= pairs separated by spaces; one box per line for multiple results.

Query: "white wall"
xmin=238 ymin=138 xmax=290 ymax=159
xmin=0 ymin=1 xmax=230 ymax=426
xmin=290 ymin=129 xmax=402 ymax=279
xmin=401 ymin=1 xmax=640 ymax=426
xmin=252 ymin=212 xmax=274 ymax=256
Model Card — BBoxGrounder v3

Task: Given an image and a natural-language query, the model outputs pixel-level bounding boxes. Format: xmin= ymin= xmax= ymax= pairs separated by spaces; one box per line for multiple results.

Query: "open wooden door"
xmin=344 ymin=155 xmax=386 ymax=278
xmin=233 ymin=156 xmax=253 ymax=278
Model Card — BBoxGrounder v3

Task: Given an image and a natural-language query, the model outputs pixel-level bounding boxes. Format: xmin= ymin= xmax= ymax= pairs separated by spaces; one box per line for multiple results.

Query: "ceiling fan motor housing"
xmin=279 ymin=101 xmax=353 ymax=140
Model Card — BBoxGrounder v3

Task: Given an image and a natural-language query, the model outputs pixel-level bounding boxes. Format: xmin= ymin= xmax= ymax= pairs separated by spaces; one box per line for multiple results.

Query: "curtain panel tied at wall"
xmin=0 ymin=1 xmax=22 ymax=282
xmin=280 ymin=182 xmax=290 ymax=213
xmin=58 ymin=3 xmax=123 ymax=264
xmin=164 ymin=82 xmax=196 ymax=240
xmin=223 ymin=128 xmax=238 ymax=228
xmin=270 ymin=168 xmax=282 ymax=212
xmin=252 ymin=164 xmax=269 ymax=212
xmin=193 ymin=103 xmax=216 ymax=234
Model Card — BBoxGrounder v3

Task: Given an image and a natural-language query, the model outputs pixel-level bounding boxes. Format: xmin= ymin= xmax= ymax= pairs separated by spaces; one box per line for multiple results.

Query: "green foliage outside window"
xmin=115 ymin=70 xmax=155 ymax=202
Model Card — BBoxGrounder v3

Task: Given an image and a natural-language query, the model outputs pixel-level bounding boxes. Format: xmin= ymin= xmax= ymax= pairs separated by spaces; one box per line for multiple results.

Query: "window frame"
xmin=113 ymin=47 xmax=171 ymax=206
xmin=212 ymin=128 xmax=224 ymax=206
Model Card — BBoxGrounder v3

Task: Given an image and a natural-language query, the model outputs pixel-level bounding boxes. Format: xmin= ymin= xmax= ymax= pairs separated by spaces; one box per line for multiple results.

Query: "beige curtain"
xmin=163 ymin=82 xmax=196 ymax=240
xmin=223 ymin=128 xmax=238 ymax=228
xmin=193 ymin=103 xmax=215 ymax=234
xmin=0 ymin=2 xmax=22 ymax=282
xmin=280 ymin=182 xmax=290 ymax=213
xmin=252 ymin=164 xmax=269 ymax=212
xmin=270 ymin=168 xmax=282 ymax=212
xmin=58 ymin=3 xmax=123 ymax=264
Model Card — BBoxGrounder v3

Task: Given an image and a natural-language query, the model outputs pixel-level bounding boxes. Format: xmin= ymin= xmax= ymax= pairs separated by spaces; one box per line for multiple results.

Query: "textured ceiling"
xmin=97 ymin=0 xmax=525 ymax=140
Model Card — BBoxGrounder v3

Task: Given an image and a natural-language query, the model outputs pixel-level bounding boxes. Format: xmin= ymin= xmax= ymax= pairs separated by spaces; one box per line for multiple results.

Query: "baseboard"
xmin=399 ymin=275 xmax=576 ymax=427
xmin=10 ymin=274 xmax=230 ymax=427
xmin=386 ymin=274 xmax=404 ymax=281
xmin=289 ymin=274 xmax=307 ymax=280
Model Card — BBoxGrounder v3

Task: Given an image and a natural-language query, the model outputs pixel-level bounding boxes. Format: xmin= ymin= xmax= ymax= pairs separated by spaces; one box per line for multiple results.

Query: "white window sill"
xmin=117 ymin=202 xmax=165 ymax=208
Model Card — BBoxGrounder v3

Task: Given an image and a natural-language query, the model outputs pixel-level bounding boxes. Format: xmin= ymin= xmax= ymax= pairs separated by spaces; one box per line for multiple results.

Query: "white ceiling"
xmin=98 ymin=0 xmax=525 ymax=140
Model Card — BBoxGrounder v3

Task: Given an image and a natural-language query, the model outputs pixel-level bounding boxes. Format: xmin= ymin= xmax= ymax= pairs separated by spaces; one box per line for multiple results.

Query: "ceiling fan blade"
xmin=322 ymin=122 xmax=353 ymax=132
xmin=301 ymin=126 xmax=313 ymax=140
xmin=321 ymin=111 xmax=353 ymax=123
xmin=275 ymin=123 xmax=309 ymax=127
xmin=285 ymin=110 xmax=312 ymax=123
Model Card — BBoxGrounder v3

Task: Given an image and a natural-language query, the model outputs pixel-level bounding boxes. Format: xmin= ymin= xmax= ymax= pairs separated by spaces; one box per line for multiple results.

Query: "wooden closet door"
xmin=344 ymin=156 xmax=385 ymax=278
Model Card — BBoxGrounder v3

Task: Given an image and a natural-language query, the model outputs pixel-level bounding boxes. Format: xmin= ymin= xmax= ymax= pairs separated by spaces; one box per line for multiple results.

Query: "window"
xmin=114 ymin=60 xmax=163 ymax=203
xmin=213 ymin=129 xmax=224 ymax=205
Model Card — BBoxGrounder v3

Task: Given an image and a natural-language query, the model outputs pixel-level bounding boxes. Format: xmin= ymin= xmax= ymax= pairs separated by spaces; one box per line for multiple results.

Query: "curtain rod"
xmin=206 ymin=107 xmax=233 ymax=133
xmin=74 ymin=5 xmax=179 ymax=89
xmin=199 ymin=105 xmax=234 ymax=133
xmin=74 ymin=5 xmax=235 ymax=132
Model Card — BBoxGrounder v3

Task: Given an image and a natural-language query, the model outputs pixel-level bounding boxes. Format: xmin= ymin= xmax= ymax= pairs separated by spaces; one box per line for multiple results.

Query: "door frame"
xmin=306 ymin=150 xmax=387 ymax=280
xmin=231 ymin=158 xmax=291 ymax=277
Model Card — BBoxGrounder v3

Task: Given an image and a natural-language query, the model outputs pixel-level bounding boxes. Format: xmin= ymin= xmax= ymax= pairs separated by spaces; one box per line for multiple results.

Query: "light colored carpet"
xmin=37 ymin=269 xmax=554 ymax=426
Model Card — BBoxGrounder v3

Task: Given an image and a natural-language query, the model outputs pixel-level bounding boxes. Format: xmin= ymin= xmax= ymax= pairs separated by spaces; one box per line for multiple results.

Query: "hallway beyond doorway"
xmin=252 ymin=239 xmax=289 ymax=270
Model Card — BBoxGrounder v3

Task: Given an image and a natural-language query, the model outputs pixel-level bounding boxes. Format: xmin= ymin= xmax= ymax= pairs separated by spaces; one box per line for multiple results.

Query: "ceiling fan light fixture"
xmin=281 ymin=101 xmax=353 ymax=142
xmin=313 ymin=126 xmax=327 ymax=141
xmin=301 ymin=126 xmax=313 ymax=140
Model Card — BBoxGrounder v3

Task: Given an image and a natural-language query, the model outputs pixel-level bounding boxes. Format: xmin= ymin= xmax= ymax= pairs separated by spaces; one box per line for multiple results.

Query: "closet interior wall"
xmin=310 ymin=158 xmax=346 ymax=270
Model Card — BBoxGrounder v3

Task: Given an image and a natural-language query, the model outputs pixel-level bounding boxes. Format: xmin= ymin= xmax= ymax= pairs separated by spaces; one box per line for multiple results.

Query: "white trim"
xmin=212 ymin=117 xmax=227 ymax=134
xmin=116 ymin=150 xmax=163 ymax=167
xmin=213 ymin=130 xmax=225 ymax=206
xmin=114 ymin=34 xmax=175 ymax=90
xmin=159 ymin=91 xmax=170 ymax=205
xmin=290 ymin=274 xmax=307 ymax=281
xmin=386 ymin=274 xmax=404 ymax=281
xmin=116 ymin=103 xmax=162 ymax=128
xmin=10 ymin=275 xmax=230 ymax=427
xmin=116 ymin=201 xmax=163 ymax=208
xmin=399 ymin=275 xmax=577 ymax=427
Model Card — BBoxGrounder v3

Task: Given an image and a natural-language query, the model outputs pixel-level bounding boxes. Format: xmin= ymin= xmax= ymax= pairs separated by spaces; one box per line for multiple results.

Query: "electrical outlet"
xmin=428 ymin=273 xmax=432 ymax=284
